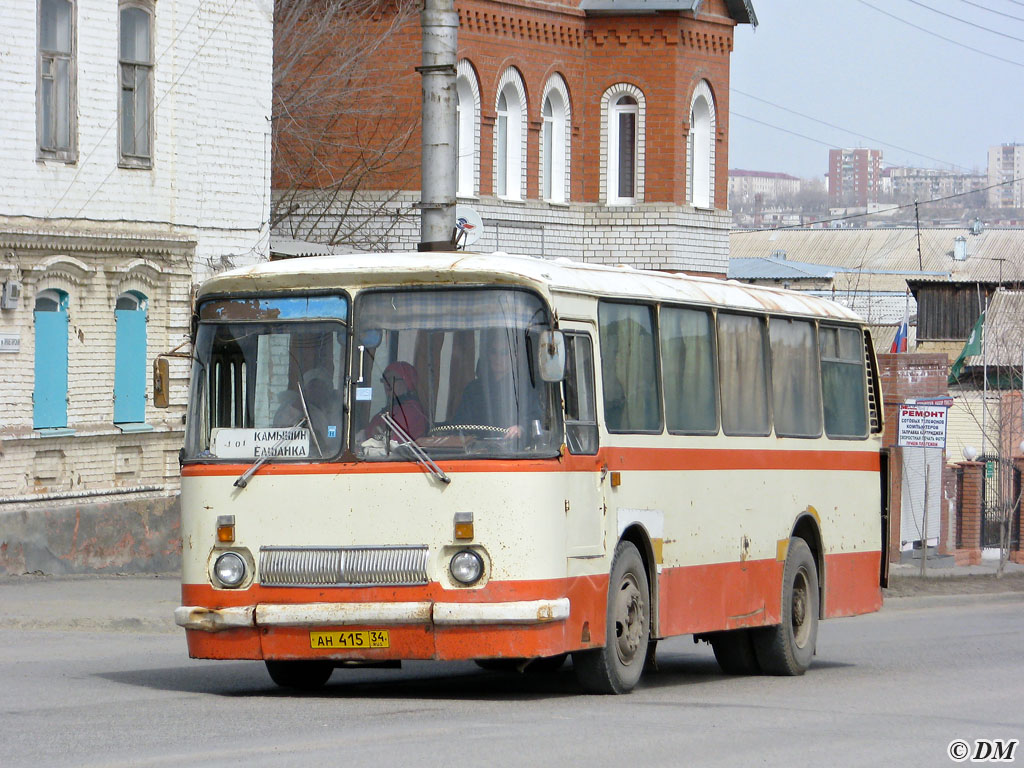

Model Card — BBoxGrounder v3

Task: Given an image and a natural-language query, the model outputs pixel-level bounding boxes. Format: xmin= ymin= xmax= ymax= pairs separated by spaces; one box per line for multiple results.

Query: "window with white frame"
xmin=37 ymin=0 xmax=76 ymax=162
xmin=541 ymin=76 xmax=570 ymax=203
xmin=606 ymin=89 xmax=642 ymax=204
xmin=455 ymin=61 xmax=480 ymax=198
xmin=494 ymin=70 xmax=525 ymax=200
xmin=119 ymin=2 xmax=154 ymax=167
xmin=687 ymin=80 xmax=716 ymax=209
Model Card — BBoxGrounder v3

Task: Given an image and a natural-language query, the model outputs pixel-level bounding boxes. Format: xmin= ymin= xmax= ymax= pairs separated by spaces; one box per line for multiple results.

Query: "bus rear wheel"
xmin=265 ymin=660 xmax=334 ymax=690
xmin=573 ymin=540 xmax=650 ymax=694
xmin=753 ymin=537 xmax=819 ymax=675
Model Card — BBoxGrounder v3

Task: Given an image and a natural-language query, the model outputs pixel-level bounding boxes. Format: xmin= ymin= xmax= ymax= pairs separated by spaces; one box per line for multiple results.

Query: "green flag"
xmin=948 ymin=310 xmax=985 ymax=384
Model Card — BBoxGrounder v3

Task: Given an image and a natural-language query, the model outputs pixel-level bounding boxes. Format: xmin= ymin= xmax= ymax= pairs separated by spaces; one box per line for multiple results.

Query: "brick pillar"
xmin=956 ymin=461 xmax=983 ymax=565
xmin=1012 ymin=458 xmax=1024 ymax=565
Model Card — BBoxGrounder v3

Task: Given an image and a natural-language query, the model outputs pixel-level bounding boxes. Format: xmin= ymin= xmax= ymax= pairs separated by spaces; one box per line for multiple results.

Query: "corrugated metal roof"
xmin=965 ymin=289 xmax=1024 ymax=367
xmin=807 ymin=291 xmax=915 ymax=326
xmin=269 ymin=237 xmax=358 ymax=259
xmin=730 ymin=228 xmax=1024 ymax=292
xmin=729 ymin=257 xmax=836 ymax=280
xmin=198 ymin=251 xmax=860 ymax=321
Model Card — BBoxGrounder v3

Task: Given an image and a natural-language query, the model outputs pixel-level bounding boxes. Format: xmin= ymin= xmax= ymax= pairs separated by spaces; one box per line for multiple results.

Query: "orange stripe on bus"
xmin=181 ymin=446 xmax=880 ymax=478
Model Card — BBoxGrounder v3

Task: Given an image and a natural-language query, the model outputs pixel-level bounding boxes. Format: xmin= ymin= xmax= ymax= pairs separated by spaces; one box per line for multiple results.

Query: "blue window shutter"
xmin=34 ymin=309 xmax=69 ymax=429
xmin=114 ymin=308 xmax=147 ymax=423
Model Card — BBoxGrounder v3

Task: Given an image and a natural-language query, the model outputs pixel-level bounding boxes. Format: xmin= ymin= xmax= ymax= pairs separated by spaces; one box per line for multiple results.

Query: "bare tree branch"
xmin=272 ymin=0 xmax=421 ymax=247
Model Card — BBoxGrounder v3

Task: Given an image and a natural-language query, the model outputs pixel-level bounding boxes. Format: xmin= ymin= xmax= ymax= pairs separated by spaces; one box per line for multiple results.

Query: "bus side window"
xmin=820 ymin=326 xmax=868 ymax=438
xmin=563 ymin=333 xmax=598 ymax=455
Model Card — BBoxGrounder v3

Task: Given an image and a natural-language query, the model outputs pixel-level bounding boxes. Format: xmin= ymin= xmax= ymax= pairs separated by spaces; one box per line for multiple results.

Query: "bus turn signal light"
xmin=453 ymin=512 xmax=474 ymax=541
xmin=216 ymin=515 xmax=235 ymax=543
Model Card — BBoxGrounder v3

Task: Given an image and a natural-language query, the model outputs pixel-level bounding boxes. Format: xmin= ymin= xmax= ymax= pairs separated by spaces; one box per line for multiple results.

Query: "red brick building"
xmin=273 ymin=0 xmax=757 ymax=275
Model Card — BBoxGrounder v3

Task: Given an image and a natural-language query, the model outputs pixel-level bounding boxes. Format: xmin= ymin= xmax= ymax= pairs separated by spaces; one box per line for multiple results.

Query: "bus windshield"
xmin=184 ymin=295 xmax=348 ymax=461
xmin=351 ymin=288 xmax=561 ymax=460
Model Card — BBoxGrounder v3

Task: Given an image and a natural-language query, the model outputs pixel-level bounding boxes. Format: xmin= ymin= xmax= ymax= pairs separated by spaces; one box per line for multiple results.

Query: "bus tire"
xmin=753 ymin=537 xmax=819 ymax=676
xmin=708 ymin=629 xmax=761 ymax=675
xmin=265 ymin=660 xmax=334 ymax=690
xmin=573 ymin=540 xmax=650 ymax=694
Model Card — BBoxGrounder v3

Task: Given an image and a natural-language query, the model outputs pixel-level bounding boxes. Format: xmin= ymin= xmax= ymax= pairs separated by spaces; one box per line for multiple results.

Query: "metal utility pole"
xmin=914 ymin=201 xmax=923 ymax=272
xmin=417 ymin=0 xmax=458 ymax=251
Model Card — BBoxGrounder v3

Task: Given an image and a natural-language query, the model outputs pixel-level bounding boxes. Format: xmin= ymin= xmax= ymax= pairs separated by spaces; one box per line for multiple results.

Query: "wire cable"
xmin=902 ymin=0 xmax=1024 ymax=44
xmin=745 ymin=176 xmax=1021 ymax=232
xmin=733 ymin=90 xmax=972 ymax=171
xmin=854 ymin=0 xmax=1024 ymax=68
xmin=954 ymin=0 xmax=1024 ymax=25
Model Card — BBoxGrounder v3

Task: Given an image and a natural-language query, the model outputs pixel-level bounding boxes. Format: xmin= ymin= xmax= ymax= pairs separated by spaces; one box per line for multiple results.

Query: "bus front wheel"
xmin=265 ymin=660 xmax=334 ymax=690
xmin=753 ymin=537 xmax=819 ymax=675
xmin=573 ymin=540 xmax=650 ymax=694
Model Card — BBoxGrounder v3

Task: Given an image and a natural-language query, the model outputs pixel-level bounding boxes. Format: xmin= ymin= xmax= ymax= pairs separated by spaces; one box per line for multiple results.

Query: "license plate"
xmin=309 ymin=630 xmax=390 ymax=649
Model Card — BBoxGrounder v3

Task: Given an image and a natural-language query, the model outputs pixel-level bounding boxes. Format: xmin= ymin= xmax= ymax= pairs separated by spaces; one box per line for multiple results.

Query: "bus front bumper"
xmin=174 ymin=598 xmax=571 ymax=633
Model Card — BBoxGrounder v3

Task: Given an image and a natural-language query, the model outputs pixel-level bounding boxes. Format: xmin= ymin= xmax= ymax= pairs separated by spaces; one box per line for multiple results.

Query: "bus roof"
xmin=198 ymin=251 xmax=863 ymax=322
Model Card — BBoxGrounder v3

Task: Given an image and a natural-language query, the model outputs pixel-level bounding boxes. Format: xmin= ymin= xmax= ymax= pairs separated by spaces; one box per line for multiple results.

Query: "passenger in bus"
xmin=366 ymin=361 xmax=428 ymax=441
xmin=455 ymin=333 xmax=541 ymax=439
xmin=273 ymin=368 xmax=340 ymax=453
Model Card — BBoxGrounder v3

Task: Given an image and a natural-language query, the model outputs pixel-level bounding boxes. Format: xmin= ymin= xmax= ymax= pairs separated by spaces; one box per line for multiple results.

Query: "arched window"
xmin=455 ymin=60 xmax=480 ymax=198
xmin=114 ymin=291 xmax=148 ymax=424
xmin=540 ymin=75 xmax=571 ymax=203
xmin=34 ymin=289 xmax=70 ymax=429
xmin=604 ymin=85 xmax=645 ymax=205
xmin=494 ymin=68 xmax=526 ymax=200
xmin=687 ymin=80 xmax=716 ymax=209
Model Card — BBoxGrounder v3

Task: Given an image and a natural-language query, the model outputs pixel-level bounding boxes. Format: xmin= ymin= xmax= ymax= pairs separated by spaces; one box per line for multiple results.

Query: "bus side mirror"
xmin=537 ymin=330 xmax=566 ymax=382
xmin=153 ymin=357 xmax=170 ymax=408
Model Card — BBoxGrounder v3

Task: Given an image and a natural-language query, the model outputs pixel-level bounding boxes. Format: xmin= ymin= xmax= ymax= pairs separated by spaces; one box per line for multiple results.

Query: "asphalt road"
xmin=1 ymin=582 xmax=1022 ymax=767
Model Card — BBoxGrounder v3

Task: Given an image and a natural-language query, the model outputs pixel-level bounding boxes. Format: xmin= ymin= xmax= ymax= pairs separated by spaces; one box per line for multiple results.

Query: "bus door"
xmin=560 ymin=326 xmax=604 ymax=560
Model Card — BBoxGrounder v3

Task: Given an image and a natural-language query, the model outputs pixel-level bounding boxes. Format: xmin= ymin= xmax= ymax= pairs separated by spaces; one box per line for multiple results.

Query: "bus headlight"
xmin=449 ymin=550 xmax=484 ymax=585
xmin=212 ymin=551 xmax=247 ymax=588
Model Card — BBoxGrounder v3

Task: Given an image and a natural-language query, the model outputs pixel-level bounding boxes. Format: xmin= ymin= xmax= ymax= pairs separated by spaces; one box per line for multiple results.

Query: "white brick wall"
xmin=0 ymin=0 xmax=272 ymax=519
xmin=273 ymin=191 xmax=731 ymax=274
xmin=0 ymin=0 xmax=272 ymax=272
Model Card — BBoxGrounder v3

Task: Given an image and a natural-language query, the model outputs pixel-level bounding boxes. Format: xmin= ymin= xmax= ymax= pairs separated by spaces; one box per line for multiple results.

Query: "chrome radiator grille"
xmin=259 ymin=546 xmax=430 ymax=587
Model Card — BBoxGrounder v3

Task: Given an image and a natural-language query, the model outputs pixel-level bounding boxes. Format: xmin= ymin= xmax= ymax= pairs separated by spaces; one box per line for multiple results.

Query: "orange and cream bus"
xmin=174 ymin=251 xmax=888 ymax=694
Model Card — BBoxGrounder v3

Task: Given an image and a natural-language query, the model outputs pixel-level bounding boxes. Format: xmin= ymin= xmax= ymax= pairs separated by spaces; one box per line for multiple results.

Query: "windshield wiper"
xmin=233 ymin=418 xmax=308 ymax=489
xmin=381 ymin=412 xmax=450 ymax=485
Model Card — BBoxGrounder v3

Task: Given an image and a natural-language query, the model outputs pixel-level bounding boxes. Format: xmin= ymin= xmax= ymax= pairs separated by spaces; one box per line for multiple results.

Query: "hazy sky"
xmin=729 ymin=0 xmax=1024 ymax=179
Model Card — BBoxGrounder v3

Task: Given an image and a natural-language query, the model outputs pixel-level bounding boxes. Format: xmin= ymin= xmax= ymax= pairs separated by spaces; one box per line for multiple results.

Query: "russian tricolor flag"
xmin=890 ymin=292 xmax=910 ymax=353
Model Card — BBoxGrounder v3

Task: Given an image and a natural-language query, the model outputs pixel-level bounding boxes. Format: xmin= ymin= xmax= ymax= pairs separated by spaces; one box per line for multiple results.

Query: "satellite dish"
xmin=454 ymin=205 xmax=484 ymax=249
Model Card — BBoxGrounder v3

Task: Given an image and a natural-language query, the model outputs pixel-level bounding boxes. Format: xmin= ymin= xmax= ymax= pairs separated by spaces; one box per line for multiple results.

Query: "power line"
xmin=731 ymin=111 xmax=843 ymax=152
xmin=732 ymin=90 xmax=972 ymax=172
xmin=954 ymin=0 xmax=1024 ymax=25
xmin=854 ymin=0 xmax=1024 ymax=68
xmin=902 ymin=0 xmax=1024 ymax=44
xmin=748 ymin=176 xmax=1020 ymax=232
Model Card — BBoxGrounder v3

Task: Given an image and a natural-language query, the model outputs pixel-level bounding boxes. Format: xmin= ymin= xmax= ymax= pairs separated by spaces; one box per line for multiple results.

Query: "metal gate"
xmin=980 ymin=457 xmax=1021 ymax=550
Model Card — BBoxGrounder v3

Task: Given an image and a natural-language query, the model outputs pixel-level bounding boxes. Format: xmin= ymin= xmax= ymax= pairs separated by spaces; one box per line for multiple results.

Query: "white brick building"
xmin=0 ymin=0 xmax=272 ymax=574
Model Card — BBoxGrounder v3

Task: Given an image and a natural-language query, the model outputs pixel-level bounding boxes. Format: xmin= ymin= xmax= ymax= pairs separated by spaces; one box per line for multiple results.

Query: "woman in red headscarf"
xmin=366 ymin=361 xmax=429 ymax=441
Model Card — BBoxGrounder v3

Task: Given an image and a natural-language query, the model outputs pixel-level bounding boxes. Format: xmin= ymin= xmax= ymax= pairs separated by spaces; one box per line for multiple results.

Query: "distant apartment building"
xmin=728 ymin=169 xmax=801 ymax=206
xmin=881 ymin=167 xmax=987 ymax=206
xmin=828 ymin=148 xmax=882 ymax=207
xmin=988 ymin=143 xmax=1024 ymax=208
